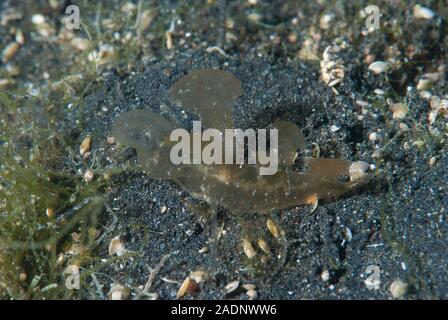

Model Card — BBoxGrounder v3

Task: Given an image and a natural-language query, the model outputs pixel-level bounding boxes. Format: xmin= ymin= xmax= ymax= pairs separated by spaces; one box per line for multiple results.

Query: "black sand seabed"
xmin=76 ymin=50 xmax=448 ymax=299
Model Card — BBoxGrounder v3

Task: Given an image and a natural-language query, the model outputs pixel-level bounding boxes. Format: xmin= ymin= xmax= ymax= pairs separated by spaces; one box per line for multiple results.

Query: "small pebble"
xmin=19 ymin=272 xmax=27 ymax=282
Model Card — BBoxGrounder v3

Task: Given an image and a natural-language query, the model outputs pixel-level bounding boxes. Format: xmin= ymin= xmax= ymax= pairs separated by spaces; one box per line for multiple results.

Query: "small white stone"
xmin=330 ymin=125 xmax=340 ymax=132
xmin=321 ymin=270 xmax=330 ymax=282
xmin=369 ymin=132 xmax=378 ymax=142
xmin=31 ymin=14 xmax=45 ymax=24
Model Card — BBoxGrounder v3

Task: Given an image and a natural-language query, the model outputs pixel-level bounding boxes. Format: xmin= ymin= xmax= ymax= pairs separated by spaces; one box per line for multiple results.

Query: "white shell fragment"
xmin=177 ymin=276 xmax=191 ymax=299
xmin=1 ymin=42 xmax=20 ymax=63
xmin=108 ymin=284 xmax=130 ymax=300
xmin=416 ymin=78 xmax=433 ymax=91
xmin=368 ymin=61 xmax=388 ymax=75
xmin=320 ymin=45 xmax=345 ymax=87
xmin=79 ymin=136 xmax=92 ymax=156
xmin=224 ymin=280 xmax=240 ymax=294
xmin=413 ymin=5 xmax=435 ymax=20
xmin=388 ymin=100 xmax=408 ymax=120
xmin=108 ymin=236 xmax=126 ymax=256
xmin=266 ymin=219 xmax=280 ymax=238
xmin=242 ymin=239 xmax=257 ymax=259
xmin=349 ymin=161 xmax=370 ymax=182
xmin=389 ymin=280 xmax=408 ymax=299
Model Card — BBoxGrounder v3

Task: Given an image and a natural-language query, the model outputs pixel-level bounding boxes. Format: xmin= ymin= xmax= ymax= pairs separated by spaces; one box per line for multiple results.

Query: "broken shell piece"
xmin=108 ymin=284 xmax=130 ymax=300
xmin=83 ymin=170 xmax=94 ymax=182
xmin=70 ymin=37 xmax=90 ymax=51
xmin=15 ymin=29 xmax=25 ymax=45
xmin=190 ymin=271 xmax=209 ymax=283
xmin=2 ymin=42 xmax=20 ymax=63
xmin=224 ymin=280 xmax=240 ymax=294
xmin=31 ymin=14 xmax=45 ymax=24
xmin=429 ymin=156 xmax=437 ymax=168
xmin=413 ymin=5 xmax=435 ymax=20
xmin=242 ymin=239 xmax=257 ymax=259
xmin=46 ymin=208 xmax=55 ymax=219
xmin=19 ymin=272 xmax=27 ymax=282
xmin=419 ymin=90 xmax=432 ymax=100
xmin=319 ymin=13 xmax=334 ymax=30
xmin=368 ymin=61 xmax=388 ymax=75
xmin=242 ymin=284 xmax=256 ymax=291
xmin=247 ymin=289 xmax=258 ymax=300
xmin=79 ymin=136 xmax=92 ymax=156
xmin=321 ymin=270 xmax=330 ymax=282
xmin=389 ymin=280 xmax=408 ymax=299
xmin=306 ymin=193 xmax=319 ymax=213
xmin=417 ymin=78 xmax=433 ymax=91
xmin=257 ymin=239 xmax=271 ymax=255
xmin=107 ymin=136 xmax=116 ymax=144
xmin=176 ymin=276 xmax=200 ymax=299
xmin=388 ymin=101 xmax=408 ymax=119
xmin=108 ymin=236 xmax=126 ymax=256
xmin=266 ymin=219 xmax=280 ymax=238
xmin=349 ymin=161 xmax=370 ymax=182
xmin=428 ymin=96 xmax=448 ymax=124
xmin=368 ymin=132 xmax=378 ymax=142
xmin=177 ymin=277 xmax=191 ymax=299
xmin=320 ymin=45 xmax=345 ymax=87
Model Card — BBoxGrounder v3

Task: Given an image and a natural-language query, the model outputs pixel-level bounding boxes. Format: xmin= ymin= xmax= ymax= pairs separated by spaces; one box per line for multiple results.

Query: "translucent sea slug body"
xmin=112 ymin=68 xmax=369 ymax=264
xmin=112 ymin=68 xmax=367 ymax=214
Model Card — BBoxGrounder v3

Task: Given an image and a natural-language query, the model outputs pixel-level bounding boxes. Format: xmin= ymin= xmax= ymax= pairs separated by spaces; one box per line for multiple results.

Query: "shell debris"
xmin=320 ymin=44 xmax=346 ymax=87
xmin=108 ymin=284 xmax=130 ymax=300
xmin=389 ymin=280 xmax=408 ymax=299
xmin=413 ymin=5 xmax=435 ymax=20
xmin=79 ymin=136 xmax=92 ymax=156
xmin=368 ymin=61 xmax=388 ymax=75
xmin=266 ymin=219 xmax=280 ymax=238
xmin=2 ymin=42 xmax=20 ymax=63
xmin=108 ymin=235 xmax=126 ymax=256
xmin=242 ymin=238 xmax=257 ymax=259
